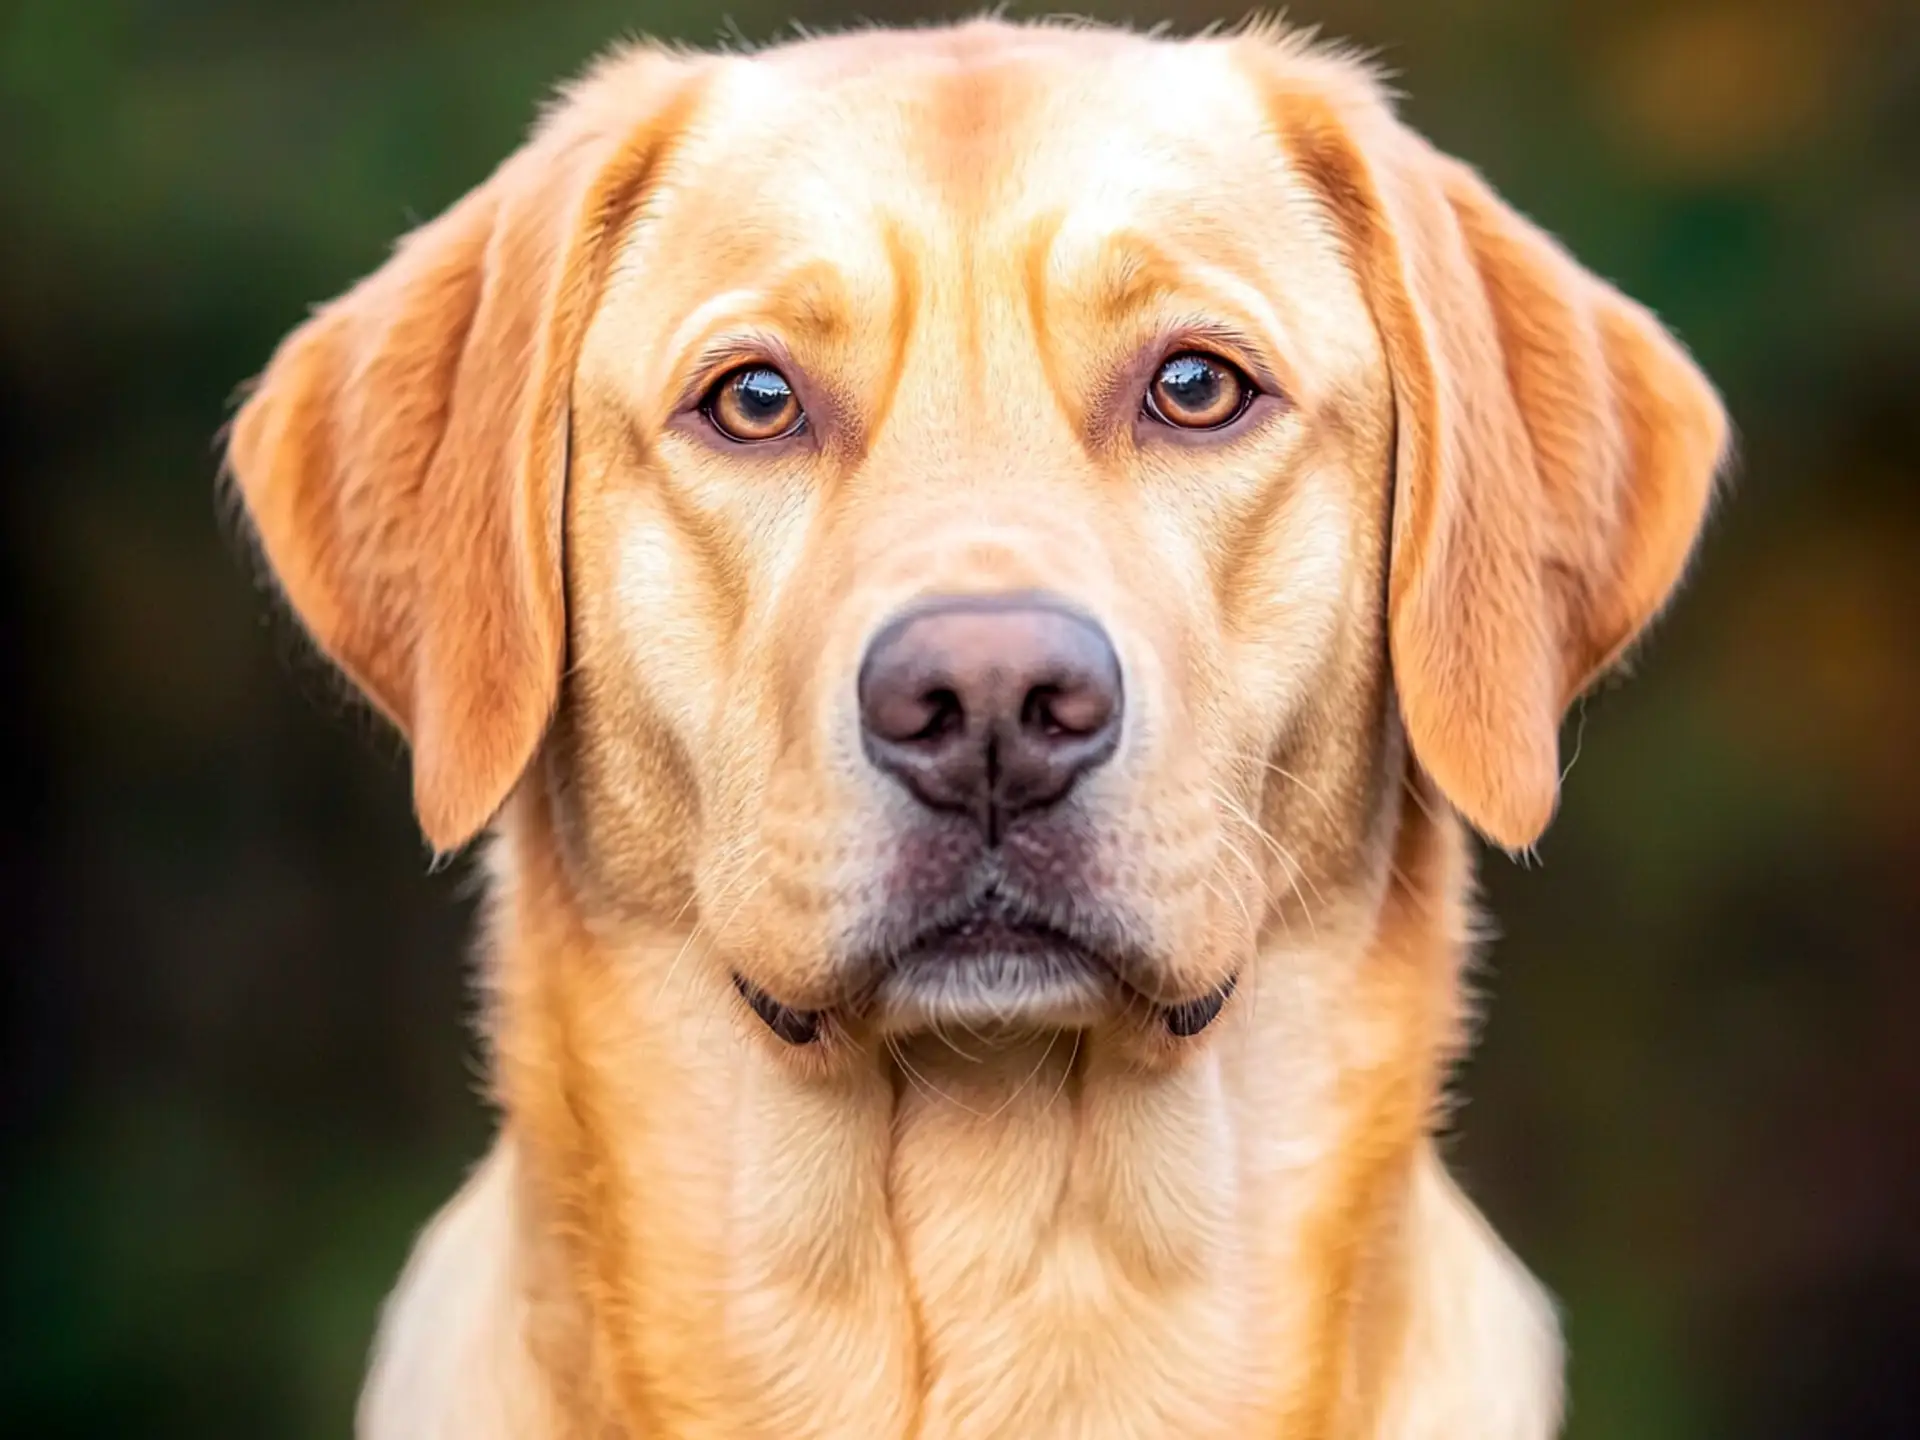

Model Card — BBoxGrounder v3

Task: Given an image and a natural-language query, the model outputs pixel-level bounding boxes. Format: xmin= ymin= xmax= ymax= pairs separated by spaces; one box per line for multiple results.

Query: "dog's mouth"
xmin=733 ymin=973 xmax=825 ymax=1046
xmin=733 ymin=891 xmax=1235 ymax=1045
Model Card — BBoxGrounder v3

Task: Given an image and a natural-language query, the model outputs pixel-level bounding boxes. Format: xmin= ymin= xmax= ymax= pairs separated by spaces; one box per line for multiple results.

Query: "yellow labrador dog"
xmin=227 ymin=18 xmax=1726 ymax=1439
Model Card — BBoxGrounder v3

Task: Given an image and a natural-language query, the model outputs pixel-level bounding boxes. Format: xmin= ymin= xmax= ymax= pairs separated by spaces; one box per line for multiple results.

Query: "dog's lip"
xmin=894 ymin=900 xmax=1108 ymax=972
xmin=1162 ymin=971 xmax=1236 ymax=1037
xmin=732 ymin=973 xmax=822 ymax=1045
xmin=874 ymin=892 xmax=1237 ymax=1037
xmin=734 ymin=963 xmax=1238 ymax=1042
xmin=733 ymin=893 xmax=1237 ymax=1043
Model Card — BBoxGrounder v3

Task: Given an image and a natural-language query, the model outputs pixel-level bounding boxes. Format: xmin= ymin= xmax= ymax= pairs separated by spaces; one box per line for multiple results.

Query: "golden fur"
xmin=226 ymin=19 xmax=1727 ymax=1438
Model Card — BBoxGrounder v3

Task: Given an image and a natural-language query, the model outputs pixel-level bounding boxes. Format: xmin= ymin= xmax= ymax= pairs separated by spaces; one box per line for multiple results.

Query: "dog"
xmin=225 ymin=18 xmax=1727 ymax=1438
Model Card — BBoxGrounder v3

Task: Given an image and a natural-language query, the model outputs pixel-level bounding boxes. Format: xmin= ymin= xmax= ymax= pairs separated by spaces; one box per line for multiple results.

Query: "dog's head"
xmin=227 ymin=23 xmax=1725 ymax=1055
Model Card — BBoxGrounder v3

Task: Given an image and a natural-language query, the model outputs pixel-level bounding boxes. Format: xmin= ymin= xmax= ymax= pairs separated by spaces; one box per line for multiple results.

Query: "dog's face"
xmin=559 ymin=33 xmax=1397 ymax=1049
xmin=228 ymin=24 xmax=1725 ymax=1060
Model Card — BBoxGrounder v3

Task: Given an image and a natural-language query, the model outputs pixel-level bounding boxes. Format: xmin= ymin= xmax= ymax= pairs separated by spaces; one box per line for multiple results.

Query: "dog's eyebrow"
xmin=683 ymin=260 xmax=860 ymax=348
xmin=1032 ymin=225 xmax=1310 ymax=413
xmin=1083 ymin=232 xmax=1193 ymax=323
xmin=652 ymin=262 xmax=866 ymax=410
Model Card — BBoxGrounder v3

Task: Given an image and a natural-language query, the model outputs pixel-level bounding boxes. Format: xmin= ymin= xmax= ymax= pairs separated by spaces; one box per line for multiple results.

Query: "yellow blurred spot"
xmin=1603 ymin=3 xmax=1843 ymax=177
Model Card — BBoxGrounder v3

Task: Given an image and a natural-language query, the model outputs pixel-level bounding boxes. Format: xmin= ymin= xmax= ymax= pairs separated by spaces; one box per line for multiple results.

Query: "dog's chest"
xmin=899 ymin=1074 xmax=1265 ymax=1436
xmin=713 ymin=1043 xmax=1274 ymax=1439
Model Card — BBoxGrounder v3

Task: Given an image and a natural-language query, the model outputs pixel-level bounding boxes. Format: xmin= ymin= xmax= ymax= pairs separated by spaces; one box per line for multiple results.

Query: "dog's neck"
xmin=367 ymin=778 xmax=1559 ymax=1440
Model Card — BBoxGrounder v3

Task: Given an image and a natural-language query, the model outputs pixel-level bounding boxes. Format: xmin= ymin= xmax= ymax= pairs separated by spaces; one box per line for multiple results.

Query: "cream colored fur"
xmin=223 ymin=19 xmax=1725 ymax=1439
xmin=361 ymin=1137 xmax=1561 ymax=1439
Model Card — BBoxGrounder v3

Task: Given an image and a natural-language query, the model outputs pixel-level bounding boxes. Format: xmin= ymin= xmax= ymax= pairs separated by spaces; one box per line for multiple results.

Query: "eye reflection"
xmin=1144 ymin=352 xmax=1253 ymax=431
xmin=703 ymin=365 xmax=805 ymax=442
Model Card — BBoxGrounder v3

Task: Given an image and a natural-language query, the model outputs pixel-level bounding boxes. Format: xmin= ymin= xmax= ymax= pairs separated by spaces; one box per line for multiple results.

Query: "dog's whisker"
xmin=1210 ymin=844 xmax=1269 ymax=1033
xmin=1223 ymin=748 xmax=1344 ymax=829
xmin=888 ymin=1036 xmax=985 ymax=1118
xmin=1039 ymin=1029 xmax=1081 ymax=1118
xmin=932 ymin=1014 xmax=985 ymax=1065
xmin=1399 ymin=768 xmax=1444 ymax=826
xmin=651 ymin=862 xmax=766 ymax=1016
xmin=1210 ymin=788 xmax=1303 ymax=931
xmin=1201 ymin=825 xmax=1264 ymax=940
xmin=1212 ymin=785 xmax=1323 ymax=944
xmin=982 ymin=1028 xmax=1062 ymax=1124
xmin=884 ymin=1035 xmax=939 ymax=1108
xmin=656 ymin=863 xmax=781 ymax=1049
xmin=650 ymin=917 xmax=708 ymax=1015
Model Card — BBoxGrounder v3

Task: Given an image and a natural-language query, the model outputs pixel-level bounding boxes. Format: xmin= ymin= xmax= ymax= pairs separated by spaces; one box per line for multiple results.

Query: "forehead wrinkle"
xmin=889 ymin=48 xmax=1058 ymax=417
xmin=1020 ymin=209 xmax=1081 ymax=432
xmin=864 ymin=217 xmax=922 ymax=444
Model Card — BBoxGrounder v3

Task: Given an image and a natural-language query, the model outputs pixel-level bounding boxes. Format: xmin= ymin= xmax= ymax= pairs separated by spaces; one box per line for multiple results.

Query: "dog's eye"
xmin=1144 ymin=352 xmax=1253 ymax=430
xmin=703 ymin=365 xmax=805 ymax=442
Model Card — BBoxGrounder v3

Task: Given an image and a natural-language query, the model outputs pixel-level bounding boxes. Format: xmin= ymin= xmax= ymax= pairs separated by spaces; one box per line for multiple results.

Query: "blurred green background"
xmin=2 ymin=1 xmax=1916 ymax=1436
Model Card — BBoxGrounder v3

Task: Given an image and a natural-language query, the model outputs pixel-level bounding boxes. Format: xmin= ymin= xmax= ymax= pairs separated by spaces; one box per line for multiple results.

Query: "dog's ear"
xmin=1278 ymin=76 xmax=1730 ymax=851
xmin=227 ymin=50 xmax=698 ymax=854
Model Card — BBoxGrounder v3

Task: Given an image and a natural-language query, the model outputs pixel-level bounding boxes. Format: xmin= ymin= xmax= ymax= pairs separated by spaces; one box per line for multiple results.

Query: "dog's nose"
xmin=858 ymin=593 xmax=1122 ymax=835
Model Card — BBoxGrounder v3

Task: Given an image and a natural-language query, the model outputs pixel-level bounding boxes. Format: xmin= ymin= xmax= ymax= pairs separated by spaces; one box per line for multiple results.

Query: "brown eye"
xmin=1145 ymin=351 xmax=1253 ymax=430
xmin=703 ymin=365 xmax=804 ymax=442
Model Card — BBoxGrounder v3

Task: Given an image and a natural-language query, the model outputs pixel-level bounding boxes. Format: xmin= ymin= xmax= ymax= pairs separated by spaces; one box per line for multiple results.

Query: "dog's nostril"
xmin=915 ymin=688 xmax=964 ymax=743
xmin=858 ymin=592 xmax=1123 ymax=833
xmin=863 ymin=682 xmax=960 ymax=747
xmin=1025 ymin=677 xmax=1113 ymax=738
xmin=1022 ymin=684 xmax=1060 ymax=734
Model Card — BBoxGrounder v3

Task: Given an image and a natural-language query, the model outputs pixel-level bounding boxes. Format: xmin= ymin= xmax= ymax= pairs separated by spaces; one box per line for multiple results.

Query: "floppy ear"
xmin=226 ymin=49 xmax=697 ymax=854
xmin=1281 ymin=81 xmax=1730 ymax=851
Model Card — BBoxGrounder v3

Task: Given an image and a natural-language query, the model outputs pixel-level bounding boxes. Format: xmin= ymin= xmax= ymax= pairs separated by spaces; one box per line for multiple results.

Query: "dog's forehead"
xmin=642 ymin=33 xmax=1288 ymax=282
xmin=581 ymin=28 xmax=1382 ymax=418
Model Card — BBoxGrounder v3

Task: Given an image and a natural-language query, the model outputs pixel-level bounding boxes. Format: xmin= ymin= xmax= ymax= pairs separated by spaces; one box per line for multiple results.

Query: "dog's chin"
xmin=732 ymin=901 xmax=1238 ymax=1046
xmin=869 ymin=919 xmax=1117 ymax=1038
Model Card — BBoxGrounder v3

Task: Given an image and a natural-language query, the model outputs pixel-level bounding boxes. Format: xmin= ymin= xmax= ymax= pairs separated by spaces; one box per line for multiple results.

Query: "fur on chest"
xmin=700 ymin=1037 xmax=1278 ymax=1439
